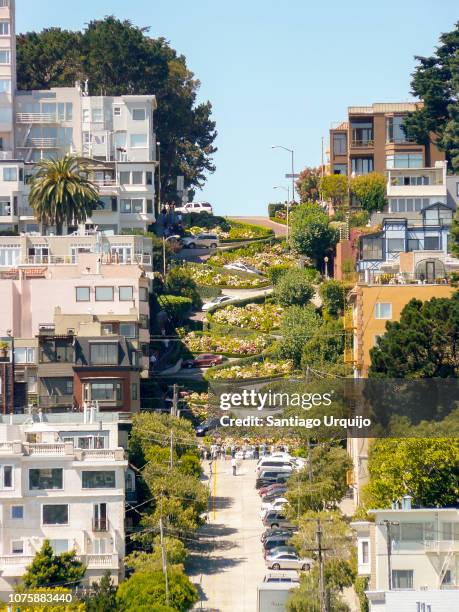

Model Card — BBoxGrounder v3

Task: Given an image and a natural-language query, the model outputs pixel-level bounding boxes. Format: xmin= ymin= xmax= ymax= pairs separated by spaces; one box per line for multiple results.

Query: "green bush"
xmin=273 ymin=268 xmax=315 ymax=307
xmin=267 ymin=264 xmax=291 ymax=284
xmin=158 ymin=295 xmax=193 ymax=321
xmin=277 ymin=305 xmax=322 ymax=367
xmin=268 ymin=202 xmax=286 ymax=218
xmin=319 ymin=280 xmax=346 ymax=317
xmin=196 ymin=285 xmax=222 ymax=300
xmin=165 ymin=267 xmax=202 ymax=309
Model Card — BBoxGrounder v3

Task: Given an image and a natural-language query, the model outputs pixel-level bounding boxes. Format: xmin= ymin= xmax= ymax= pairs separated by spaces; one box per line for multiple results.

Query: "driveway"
xmin=187 ymin=458 xmax=266 ymax=611
xmin=228 ymin=216 xmax=287 ymax=237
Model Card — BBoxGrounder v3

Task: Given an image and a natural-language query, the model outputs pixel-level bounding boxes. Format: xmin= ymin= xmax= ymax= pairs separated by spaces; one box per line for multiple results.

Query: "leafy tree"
xmin=361 ymin=437 xmax=459 ymax=509
xmin=179 ymin=451 xmax=202 ymax=477
xmin=296 ymin=167 xmax=321 ymax=202
xmin=125 ymin=537 xmax=187 ymax=573
xmin=83 ymin=571 xmax=118 ymax=612
xmin=301 ymin=319 xmax=344 ymax=370
xmin=165 ymin=267 xmax=202 ymax=309
xmin=273 ymin=268 xmax=315 ymax=307
xmin=116 ymin=570 xmax=198 ymax=612
xmin=287 ymin=563 xmax=352 ymax=612
xmin=319 ymin=175 xmax=348 ymax=209
xmin=319 ymin=280 xmax=346 ymax=318
xmin=29 ymin=155 xmax=99 ymax=235
xmin=11 ymin=587 xmax=85 ymax=612
xmin=350 ymin=172 xmax=386 ymax=213
xmin=17 ymin=18 xmax=217 ymax=201
xmin=277 ymin=305 xmax=322 ymax=367
xmin=291 ymin=204 xmax=338 ymax=267
xmin=22 ymin=540 xmax=86 ymax=589
xmin=402 ymin=22 xmax=459 ymax=171
xmin=369 ymin=295 xmax=459 ymax=378
xmin=285 ymin=445 xmax=352 ymax=514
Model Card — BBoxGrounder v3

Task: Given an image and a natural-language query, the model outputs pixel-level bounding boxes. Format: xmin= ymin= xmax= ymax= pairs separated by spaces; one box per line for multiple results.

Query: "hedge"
xmin=157 ymin=295 xmax=192 ymax=321
xmin=268 ymin=203 xmax=287 ymax=218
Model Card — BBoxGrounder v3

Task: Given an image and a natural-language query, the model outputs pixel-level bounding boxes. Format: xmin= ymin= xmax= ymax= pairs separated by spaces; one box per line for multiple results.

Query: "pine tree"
xmin=23 ymin=540 xmax=86 ymax=589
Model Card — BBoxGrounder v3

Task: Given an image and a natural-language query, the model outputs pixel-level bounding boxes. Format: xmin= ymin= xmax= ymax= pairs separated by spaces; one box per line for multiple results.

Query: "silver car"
xmin=181 ymin=233 xmax=219 ymax=249
xmin=265 ymin=550 xmax=311 ymax=571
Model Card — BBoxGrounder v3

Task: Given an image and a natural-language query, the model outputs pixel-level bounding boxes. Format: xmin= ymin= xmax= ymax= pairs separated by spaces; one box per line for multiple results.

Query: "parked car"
xmin=256 ymin=472 xmax=291 ymax=490
xmin=263 ymin=570 xmax=299 ymax=584
xmin=181 ymin=233 xmax=219 ymax=249
xmin=182 ymin=354 xmax=224 ymax=368
xmin=261 ymin=488 xmax=288 ymax=503
xmin=259 ymin=482 xmax=289 ymax=497
xmin=195 ymin=417 xmax=221 ymax=437
xmin=265 ymin=550 xmax=311 ymax=572
xmin=261 ymin=528 xmax=296 ymax=544
xmin=202 ymin=295 xmax=232 ymax=311
xmin=263 ymin=537 xmax=292 ymax=556
xmin=175 ymin=202 xmax=213 ymax=215
xmin=256 ymin=459 xmax=294 ymax=474
xmin=262 ymin=511 xmax=294 ymax=529
xmin=261 ymin=497 xmax=288 ymax=515
xmin=223 ymin=261 xmax=262 ymax=275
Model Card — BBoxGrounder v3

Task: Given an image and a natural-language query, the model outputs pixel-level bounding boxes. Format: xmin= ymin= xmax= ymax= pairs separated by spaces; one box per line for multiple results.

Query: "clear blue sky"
xmin=16 ymin=0 xmax=458 ymax=216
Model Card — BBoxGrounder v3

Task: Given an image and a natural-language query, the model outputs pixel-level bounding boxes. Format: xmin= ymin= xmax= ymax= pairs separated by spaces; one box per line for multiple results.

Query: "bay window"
xmin=89 ymin=343 xmax=118 ymax=365
xmin=84 ymin=381 xmax=122 ymax=402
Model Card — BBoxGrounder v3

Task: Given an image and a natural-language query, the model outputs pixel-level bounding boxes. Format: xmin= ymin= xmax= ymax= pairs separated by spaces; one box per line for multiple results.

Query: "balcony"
xmin=38 ymin=394 xmax=74 ymax=408
xmin=23 ymin=138 xmax=58 ymax=149
xmin=351 ymin=139 xmax=374 ymax=148
xmin=0 ymin=554 xmax=118 ymax=574
xmin=0 ymin=151 xmax=14 ymax=160
xmin=92 ymin=517 xmax=109 ymax=532
xmin=16 ymin=113 xmax=57 ymax=123
xmin=92 ymin=178 xmax=118 ymax=187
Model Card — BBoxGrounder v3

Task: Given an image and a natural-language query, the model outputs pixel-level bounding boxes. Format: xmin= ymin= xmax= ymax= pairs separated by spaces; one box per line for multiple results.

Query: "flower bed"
xmin=186 ymin=219 xmax=273 ymax=241
xmin=208 ymin=242 xmax=295 ymax=273
xmin=185 ymin=263 xmax=269 ymax=288
xmin=208 ymin=302 xmax=284 ymax=331
xmin=183 ymin=331 xmax=269 ymax=356
xmin=207 ymin=359 xmax=294 ymax=380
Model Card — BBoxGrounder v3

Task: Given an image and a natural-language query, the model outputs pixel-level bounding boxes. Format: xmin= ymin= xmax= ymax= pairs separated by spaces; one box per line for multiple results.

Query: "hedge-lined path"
xmin=228 ymin=216 xmax=287 ymax=236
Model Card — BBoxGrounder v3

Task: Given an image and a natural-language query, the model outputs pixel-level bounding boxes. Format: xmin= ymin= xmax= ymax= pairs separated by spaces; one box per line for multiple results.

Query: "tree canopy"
xmin=22 ymin=540 xmax=85 ymax=589
xmin=17 ymin=17 xmax=217 ymax=200
xmin=296 ymin=167 xmax=321 ymax=202
xmin=273 ymin=268 xmax=315 ymax=307
xmin=319 ymin=175 xmax=348 ymax=209
xmin=290 ymin=203 xmax=338 ymax=267
xmin=369 ymin=294 xmax=459 ymax=378
xmin=350 ymin=172 xmax=386 ymax=213
xmin=403 ymin=21 xmax=459 ymax=171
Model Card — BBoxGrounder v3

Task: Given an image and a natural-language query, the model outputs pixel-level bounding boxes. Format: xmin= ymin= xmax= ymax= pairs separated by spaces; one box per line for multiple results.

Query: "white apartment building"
xmin=0 ymin=408 xmax=133 ymax=589
xmin=352 ymin=502 xmax=459 ymax=611
xmin=0 ymin=1 xmax=158 ymax=235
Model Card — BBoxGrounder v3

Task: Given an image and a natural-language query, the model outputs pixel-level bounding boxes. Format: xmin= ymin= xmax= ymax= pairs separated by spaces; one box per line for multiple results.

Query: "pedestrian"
xmin=254 ymin=445 xmax=259 ymax=460
xmin=231 ymin=457 xmax=237 ymax=476
xmin=261 ymin=443 xmax=267 ymax=457
xmin=231 ymin=445 xmax=236 ymax=458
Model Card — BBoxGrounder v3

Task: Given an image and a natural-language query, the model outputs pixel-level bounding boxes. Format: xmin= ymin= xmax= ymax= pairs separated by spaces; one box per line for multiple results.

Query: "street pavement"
xmin=188 ymin=458 xmax=266 ymax=611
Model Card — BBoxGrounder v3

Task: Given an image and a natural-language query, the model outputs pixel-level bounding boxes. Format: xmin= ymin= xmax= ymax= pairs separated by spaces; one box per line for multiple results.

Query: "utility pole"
xmin=169 ymin=429 xmax=174 ymax=469
xmin=382 ymin=520 xmax=399 ymax=591
xmin=317 ymin=518 xmax=326 ymax=612
xmin=159 ymin=496 xmax=169 ymax=606
xmin=169 ymin=383 xmax=180 ymax=417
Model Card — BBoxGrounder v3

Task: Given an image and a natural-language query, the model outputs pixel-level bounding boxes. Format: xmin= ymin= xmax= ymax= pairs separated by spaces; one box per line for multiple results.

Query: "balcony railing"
xmin=16 ymin=113 xmax=57 ymax=123
xmin=0 ymin=554 xmax=117 ymax=570
xmin=92 ymin=178 xmax=118 ymax=187
xmin=359 ymin=270 xmax=452 ymax=286
xmin=351 ymin=139 xmax=374 ymax=148
xmin=0 ymin=151 xmax=13 ymax=160
xmin=0 ymin=442 xmax=14 ymax=453
xmin=92 ymin=517 xmax=109 ymax=532
xmin=24 ymin=138 xmax=58 ymax=148
xmin=38 ymin=394 xmax=74 ymax=408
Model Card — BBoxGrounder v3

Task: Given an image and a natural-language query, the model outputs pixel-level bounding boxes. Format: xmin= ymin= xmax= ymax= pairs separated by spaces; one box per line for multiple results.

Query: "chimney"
xmin=402 ymin=495 xmax=412 ymax=511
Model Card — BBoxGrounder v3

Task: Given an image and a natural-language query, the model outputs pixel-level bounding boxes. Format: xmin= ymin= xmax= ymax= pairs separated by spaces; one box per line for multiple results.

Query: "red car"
xmin=183 ymin=354 xmax=224 ymax=368
xmin=258 ymin=482 xmax=288 ymax=497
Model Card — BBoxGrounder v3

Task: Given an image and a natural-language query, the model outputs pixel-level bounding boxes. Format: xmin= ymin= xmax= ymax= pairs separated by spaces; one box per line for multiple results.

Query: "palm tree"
xmin=29 ymin=155 xmax=99 ymax=235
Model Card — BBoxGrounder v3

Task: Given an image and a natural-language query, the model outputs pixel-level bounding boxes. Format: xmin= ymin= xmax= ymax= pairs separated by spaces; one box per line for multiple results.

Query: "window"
xmin=93 ymin=538 xmax=107 ymax=554
xmin=3 ymin=167 xmax=17 ymax=181
xmin=82 ymin=109 xmax=90 ymax=123
xmin=392 ymin=569 xmax=413 ymax=589
xmin=408 ymin=239 xmax=420 ymax=252
xmin=351 ymin=157 xmax=373 ymax=175
xmin=130 ymin=134 xmax=147 ymax=148
xmin=119 ymin=171 xmax=130 ymax=185
xmin=120 ymin=323 xmax=137 ymax=338
xmin=146 ymin=171 xmax=153 ymax=185
xmin=0 ymin=50 xmax=10 ymax=64
xmin=139 ymin=314 xmax=149 ymax=329
xmin=95 ymin=286 xmax=114 ymax=301
xmin=113 ymin=106 xmax=121 ymax=116
xmin=139 ymin=287 xmax=148 ymax=301
xmin=82 ymin=471 xmax=116 ymax=489
xmin=90 ymin=343 xmax=118 ymax=365
xmin=0 ymin=1 xmax=9 ymax=6
xmin=387 ymin=238 xmax=404 ymax=252
xmin=120 ymin=199 xmax=143 ymax=213
xmin=29 ymin=468 xmax=63 ymax=490
xmin=91 ymin=108 xmax=103 ymax=122
xmin=11 ymin=505 xmax=24 ymax=519
xmin=132 ymin=108 xmax=146 ymax=120
xmin=360 ymin=540 xmax=369 ymax=564
xmin=361 ymin=236 xmax=383 ymax=260
xmin=333 ymin=133 xmax=347 ymax=155
xmin=386 ymin=153 xmax=423 ymax=169
xmin=11 ymin=540 xmax=23 ymax=555
xmin=101 ymin=323 xmax=114 ymax=335
xmin=374 ymin=303 xmax=392 ymax=319
xmin=442 ymin=522 xmax=459 ymax=541
xmin=50 ymin=539 xmax=68 ymax=554
xmin=43 ymin=504 xmax=68 ymax=525
xmin=0 ymin=21 xmax=10 ymax=35
xmin=132 ymin=171 xmax=143 ymax=184
xmin=0 ymin=465 xmax=12 ymax=489
xmin=386 ymin=116 xmax=410 ymax=143
xmin=424 ymin=236 xmax=440 ymax=250
xmin=0 ymin=78 xmax=11 ymax=92
xmin=14 ymin=347 xmax=36 ymax=363
xmin=0 ymin=246 xmax=19 ymax=266
xmin=132 ymin=383 xmax=138 ymax=400
xmin=424 ymin=206 xmax=453 ymax=226
xmin=119 ymin=286 xmax=133 ymax=301
xmin=76 ymin=286 xmax=90 ymax=302
xmin=333 ymin=164 xmax=347 ymax=175
xmin=86 ymin=381 xmax=122 ymax=402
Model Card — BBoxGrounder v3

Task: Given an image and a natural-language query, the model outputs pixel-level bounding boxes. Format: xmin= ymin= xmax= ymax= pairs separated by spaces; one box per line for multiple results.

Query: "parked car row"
xmin=257 ymin=453 xmax=312 ymax=575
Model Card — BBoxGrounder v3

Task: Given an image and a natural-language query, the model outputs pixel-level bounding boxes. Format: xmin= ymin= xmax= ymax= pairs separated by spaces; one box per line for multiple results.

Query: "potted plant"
xmin=0 ymin=341 xmax=9 ymax=359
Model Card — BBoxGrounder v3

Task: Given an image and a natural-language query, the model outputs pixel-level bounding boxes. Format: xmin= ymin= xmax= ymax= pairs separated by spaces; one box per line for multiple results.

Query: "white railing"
xmin=85 ymin=554 xmax=115 ymax=567
xmin=23 ymin=255 xmax=76 ymax=265
xmin=93 ymin=179 xmax=118 ymax=186
xmin=0 ymin=442 xmax=14 ymax=452
xmin=81 ymin=448 xmax=124 ymax=461
xmin=424 ymin=540 xmax=459 ymax=553
xmin=0 ymin=151 xmax=13 ymax=160
xmin=25 ymin=138 xmax=58 ymax=148
xmin=0 ymin=555 xmax=34 ymax=566
xmin=27 ymin=443 xmax=67 ymax=455
xmin=16 ymin=113 xmax=57 ymax=123
xmin=0 ymin=554 xmax=117 ymax=569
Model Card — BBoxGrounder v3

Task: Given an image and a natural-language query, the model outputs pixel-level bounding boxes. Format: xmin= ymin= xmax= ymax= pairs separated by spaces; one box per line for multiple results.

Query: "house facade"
xmin=352 ymin=504 xmax=459 ymax=611
xmin=0 ymin=408 xmax=132 ymax=589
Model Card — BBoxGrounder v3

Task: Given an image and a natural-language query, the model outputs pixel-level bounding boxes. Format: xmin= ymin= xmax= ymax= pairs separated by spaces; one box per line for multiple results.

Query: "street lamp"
xmin=273 ymin=185 xmax=290 ymax=244
xmin=324 ymin=256 xmax=329 ymax=280
xmin=156 ymin=141 xmax=161 ymax=216
xmin=272 ymin=145 xmax=296 ymax=206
